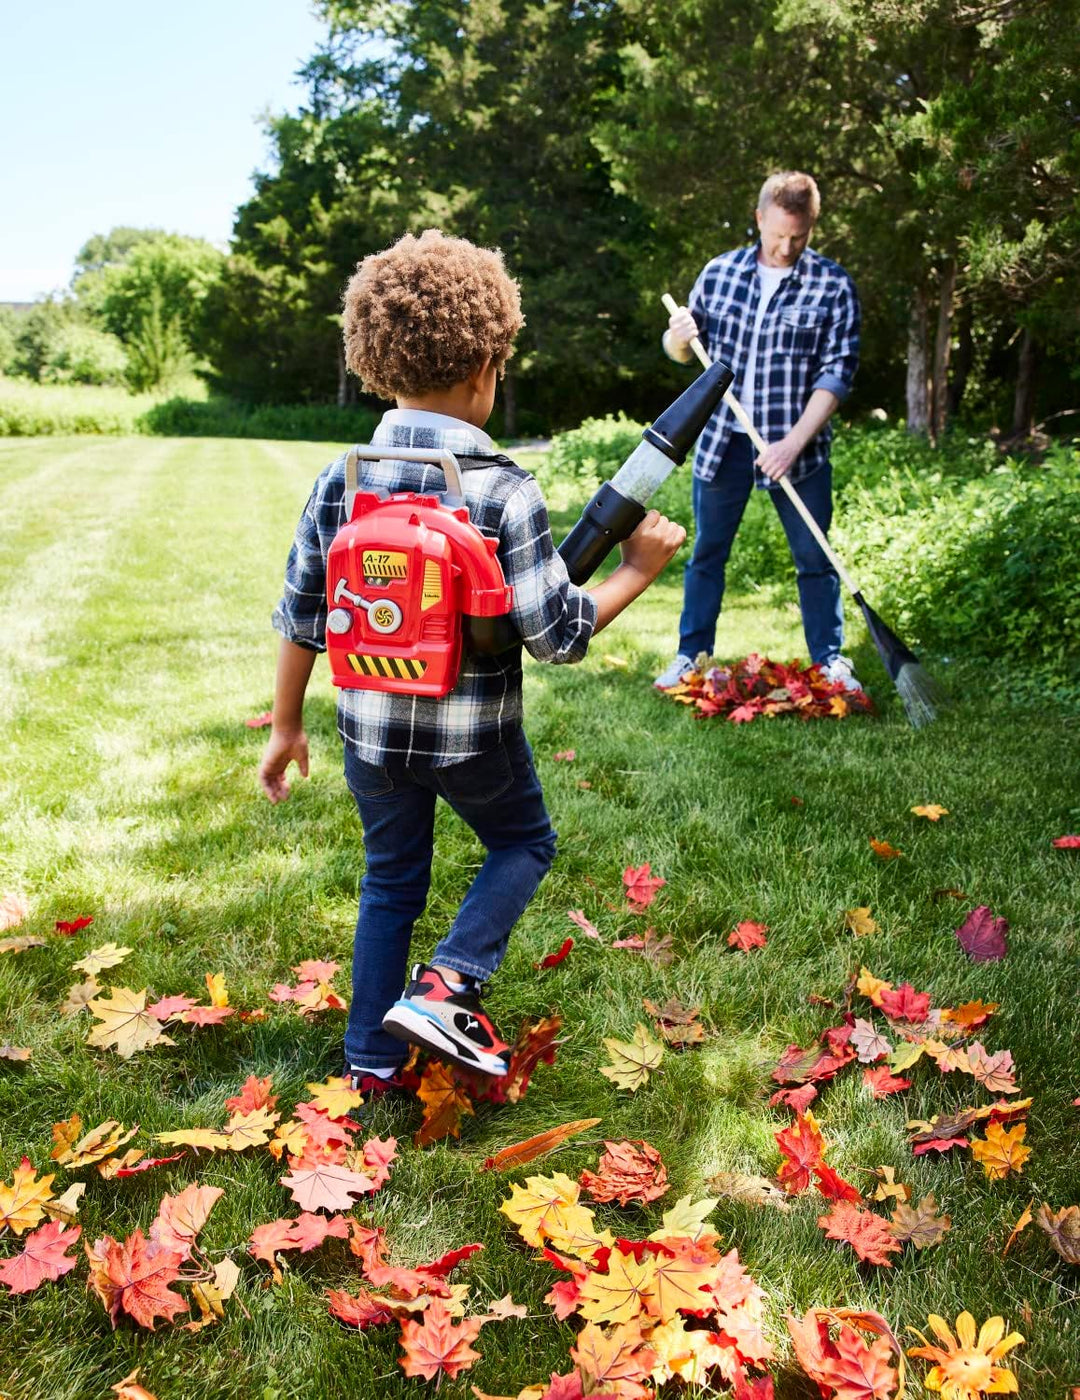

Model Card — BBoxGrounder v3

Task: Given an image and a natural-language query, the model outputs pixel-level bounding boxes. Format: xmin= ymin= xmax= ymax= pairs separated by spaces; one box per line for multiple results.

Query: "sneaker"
xmin=820 ymin=655 xmax=864 ymax=693
xmin=382 ymin=964 xmax=509 ymax=1076
xmin=341 ymin=1063 xmax=408 ymax=1098
xmin=653 ymin=652 xmax=695 ymax=690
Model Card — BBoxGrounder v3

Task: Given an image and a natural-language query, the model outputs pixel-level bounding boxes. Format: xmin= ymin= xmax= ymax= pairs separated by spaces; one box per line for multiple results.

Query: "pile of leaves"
xmin=659 ymin=653 xmax=873 ymax=723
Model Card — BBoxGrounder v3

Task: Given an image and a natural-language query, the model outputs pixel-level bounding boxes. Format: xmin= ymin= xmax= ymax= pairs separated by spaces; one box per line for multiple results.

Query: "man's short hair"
xmin=757 ymin=171 xmax=821 ymax=223
xmin=343 ymin=229 xmax=525 ymax=402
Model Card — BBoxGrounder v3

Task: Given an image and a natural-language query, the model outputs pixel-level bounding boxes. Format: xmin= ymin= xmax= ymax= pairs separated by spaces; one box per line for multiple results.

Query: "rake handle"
xmin=661 ymin=292 xmax=861 ymax=597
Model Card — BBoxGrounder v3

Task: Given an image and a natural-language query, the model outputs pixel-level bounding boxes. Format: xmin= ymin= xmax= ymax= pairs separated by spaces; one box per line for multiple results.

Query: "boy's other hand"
xmin=620 ymin=510 xmax=687 ymax=583
xmin=258 ymin=728 xmax=310 ymax=803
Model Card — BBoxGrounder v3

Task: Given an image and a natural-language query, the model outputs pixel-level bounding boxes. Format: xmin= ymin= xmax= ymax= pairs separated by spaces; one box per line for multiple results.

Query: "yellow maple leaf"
xmin=648 ymin=1194 xmax=718 ymax=1244
xmin=579 ymin=1250 xmax=658 ymax=1325
xmin=98 ymin=1149 xmax=146 ymax=1180
xmin=845 ymin=907 xmax=878 ymax=937
xmin=306 ymin=1076 xmax=364 ymax=1119
xmin=60 ymin=977 xmax=101 ymax=1015
xmin=971 ymin=1122 xmax=1031 ymax=1180
xmin=43 ymin=1181 xmax=86 ymax=1223
xmin=0 ymin=1156 xmax=56 ymax=1235
xmin=599 ymin=1023 xmax=664 ymax=1091
xmin=185 ymin=1257 xmax=240 ymax=1332
xmin=205 ymin=972 xmax=229 ymax=1008
xmin=86 ymin=987 xmax=175 ymax=1059
xmin=857 ymin=966 xmax=892 ymax=1007
xmin=648 ymin=1242 xmax=720 ymax=1321
xmin=648 ymin=1316 xmax=729 ymax=1385
xmin=872 ymin=1166 xmax=911 ymax=1204
xmin=222 ymin=1106 xmax=279 ymax=1151
xmin=73 ymin=943 xmax=133 ymax=976
xmin=268 ymin=1119 xmax=309 ymax=1162
xmin=911 ymin=804 xmax=949 ymax=821
xmin=499 ymin=1172 xmax=580 ymax=1247
xmin=51 ymin=1117 xmax=138 ymax=1167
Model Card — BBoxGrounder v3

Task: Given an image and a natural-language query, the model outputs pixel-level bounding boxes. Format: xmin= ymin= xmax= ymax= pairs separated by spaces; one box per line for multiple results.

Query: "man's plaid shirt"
xmin=273 ymin=411 xmax=598 ymax=766
xmin=685 ymin=242 xmax=860 ymax=487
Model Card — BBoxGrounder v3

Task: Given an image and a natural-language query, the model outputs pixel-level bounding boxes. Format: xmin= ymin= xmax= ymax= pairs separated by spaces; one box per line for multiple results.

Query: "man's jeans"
xmin=678 ymin=433 xmax=844 ymax=665
xmin=342 ymin=727 xmax=557 ymax=1069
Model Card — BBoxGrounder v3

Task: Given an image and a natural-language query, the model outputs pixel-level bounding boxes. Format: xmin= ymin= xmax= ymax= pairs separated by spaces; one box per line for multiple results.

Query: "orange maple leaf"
xmin=223 ymin=1074 xmax=277 ymax=1115
xmin=728 ymin=920 xmax=768 ymax=951
xmin=398 ymin=1297 xmax=483 ymax=1380
xmin=817 ymin=1202 xmax=902 ymax=1267
xmin=970 ymin=1121 xmax=1031 ymax=1180
xmin=570 ymin=1319 xmax=657 ymax=1397
xmin=579 ymin=1140 xmax=669 ymax=1207
xmin=869 ymin=839 xmax=903 ymax=860
xmin=775 ymin=1111 xmax=827 ymax=1194
xmin=89 ymin=1229 xmax=189 ymax=1329
xmin=327 ymin=1285 xmax=396 ymax=1328
xmin=787 ymin=1310 xmax=900 ymax=1399
xmin=415 ymin=1060 xmax=475 ymax=1146
xmin=149 ymin=1184 xmax=223 ymax=1260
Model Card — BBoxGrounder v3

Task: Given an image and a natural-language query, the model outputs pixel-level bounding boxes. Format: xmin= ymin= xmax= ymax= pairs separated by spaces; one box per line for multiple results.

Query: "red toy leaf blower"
xmin=326 ymin=445 xmax=512 ymax=697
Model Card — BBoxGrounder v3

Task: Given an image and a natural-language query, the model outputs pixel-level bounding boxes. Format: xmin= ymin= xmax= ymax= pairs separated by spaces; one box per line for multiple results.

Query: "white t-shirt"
xmin=731 ymin=260 xmax=793 ymax=434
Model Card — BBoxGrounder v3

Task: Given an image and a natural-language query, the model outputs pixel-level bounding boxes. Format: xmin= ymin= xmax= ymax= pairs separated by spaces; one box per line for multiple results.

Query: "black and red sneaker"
xmin=341 ymin=1064 xmax=408 ymax=1098
xmin=381 ymin=964 xmax=509 ymax=1077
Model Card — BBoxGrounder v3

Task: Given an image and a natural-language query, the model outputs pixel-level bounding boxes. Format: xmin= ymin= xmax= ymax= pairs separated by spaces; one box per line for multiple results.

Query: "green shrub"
xmin=138 ymin=397 xmax=377 ymax=441
xmin=39 ymin=324 xmax=129 ymax=386
xmin=0 ymin=379 xmax=147 ymax=435
xmin=546 ymin=412 xmax=645 ymax=484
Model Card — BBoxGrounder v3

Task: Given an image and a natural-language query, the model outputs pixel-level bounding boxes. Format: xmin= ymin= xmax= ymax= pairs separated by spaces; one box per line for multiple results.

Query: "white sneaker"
xmin=820 ymin=655 xmax=863 ymax=693
xmin=653 ymin=653 xmax=695 ymax=689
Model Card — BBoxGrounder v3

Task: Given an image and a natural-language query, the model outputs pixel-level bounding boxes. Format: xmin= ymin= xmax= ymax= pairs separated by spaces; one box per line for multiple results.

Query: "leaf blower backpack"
xmin=325 ymin=444 xmax=513 ymax=698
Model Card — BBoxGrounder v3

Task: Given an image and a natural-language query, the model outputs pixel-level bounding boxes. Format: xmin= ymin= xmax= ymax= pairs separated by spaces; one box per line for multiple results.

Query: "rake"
xmin=661 ymin=291 xmax=943 ymax=728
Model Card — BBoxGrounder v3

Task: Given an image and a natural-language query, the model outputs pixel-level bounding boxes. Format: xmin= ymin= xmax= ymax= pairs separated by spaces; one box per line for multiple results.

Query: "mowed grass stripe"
xmin=0 ymin=436 xmax=1077 ymax=1397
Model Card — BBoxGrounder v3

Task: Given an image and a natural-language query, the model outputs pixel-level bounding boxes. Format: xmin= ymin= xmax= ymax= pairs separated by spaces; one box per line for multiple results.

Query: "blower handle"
xmin=345 ymin=443 xmax=465 ymax=521
xmin=660 ymin=292 xmax=861 ymax=597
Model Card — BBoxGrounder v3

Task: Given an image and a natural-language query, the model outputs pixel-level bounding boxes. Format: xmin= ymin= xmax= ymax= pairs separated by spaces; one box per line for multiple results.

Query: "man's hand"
xmin=756 ymin=433 xmax=802 ymax=482
xmin=663 ymin=305 xmax=698 ymax=363
xmin=258 ymin=727 xmax=310 ymax=803
xmin=619 ymin=510 xmax=687 ymax=582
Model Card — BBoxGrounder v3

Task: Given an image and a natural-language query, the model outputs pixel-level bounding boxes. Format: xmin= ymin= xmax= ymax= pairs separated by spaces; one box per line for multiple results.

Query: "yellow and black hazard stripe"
xmin=347 ymin=653 xmax=427 ymax=681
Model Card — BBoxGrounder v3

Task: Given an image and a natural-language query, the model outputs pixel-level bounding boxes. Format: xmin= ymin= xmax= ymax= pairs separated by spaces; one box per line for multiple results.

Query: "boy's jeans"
xmin=678 ymin=433 xmax=844 ymax=665
xmin=342 ymin=726 xmax=557 ymax=1069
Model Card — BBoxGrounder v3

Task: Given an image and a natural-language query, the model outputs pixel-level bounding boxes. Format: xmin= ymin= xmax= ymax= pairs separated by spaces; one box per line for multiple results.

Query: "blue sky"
xmin=1 ymin=1 xmax=326 ymax=301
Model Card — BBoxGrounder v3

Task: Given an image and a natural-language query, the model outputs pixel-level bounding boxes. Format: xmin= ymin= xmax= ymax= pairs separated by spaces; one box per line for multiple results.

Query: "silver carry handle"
xmin=344 ymin=443 xmax=465 ymax=521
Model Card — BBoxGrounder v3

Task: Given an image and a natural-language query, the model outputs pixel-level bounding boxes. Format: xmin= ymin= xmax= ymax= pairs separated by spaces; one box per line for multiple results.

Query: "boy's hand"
xmin=619 ymin=510 xmax=687 ymax=583
xmin=258 ymin=728 xmax=309 ymax=803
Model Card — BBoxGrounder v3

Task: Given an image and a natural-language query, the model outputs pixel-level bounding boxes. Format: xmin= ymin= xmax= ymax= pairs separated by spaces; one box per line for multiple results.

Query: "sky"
xmin=0 ymin=1 xmax=326 ymax=302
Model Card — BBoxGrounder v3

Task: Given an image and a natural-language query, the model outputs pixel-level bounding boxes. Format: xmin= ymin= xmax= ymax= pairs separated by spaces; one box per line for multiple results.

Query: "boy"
xmin=258 ymin=229 xmax=684 ymax=1095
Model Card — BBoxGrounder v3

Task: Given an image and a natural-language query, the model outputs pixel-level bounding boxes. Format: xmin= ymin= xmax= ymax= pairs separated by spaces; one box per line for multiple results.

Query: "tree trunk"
xmin=947 ymin=301 xmax=974 ymax=421
xmin=1011 ymin=327 xmax=1039 ymax=439
xmin=336 ymin=342 xmax=348 ymax=408
xmin=930 ymin=258 xmax=956 ymax=443
xmin=905 ymin=287 xmax=931 ymax=437
xmin=501 ymin=366 xmax=518 ymax=439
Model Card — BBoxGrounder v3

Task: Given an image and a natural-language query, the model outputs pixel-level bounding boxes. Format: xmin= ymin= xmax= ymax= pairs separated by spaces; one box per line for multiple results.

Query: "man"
xmin=654 ymin=171 xmax=862 ymax=692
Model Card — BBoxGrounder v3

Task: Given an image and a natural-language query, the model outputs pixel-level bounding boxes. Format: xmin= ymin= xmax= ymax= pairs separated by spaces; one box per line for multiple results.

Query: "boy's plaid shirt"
xmin=273 ymin=415 xmax=597 ymax=766
xmin=686 ymin=242 xmax=860 ymax=487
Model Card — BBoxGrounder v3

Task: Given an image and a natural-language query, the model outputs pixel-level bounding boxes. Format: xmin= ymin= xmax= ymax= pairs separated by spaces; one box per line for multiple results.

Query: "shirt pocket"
xmin=778 ymin=305 xmax=827 ymax=357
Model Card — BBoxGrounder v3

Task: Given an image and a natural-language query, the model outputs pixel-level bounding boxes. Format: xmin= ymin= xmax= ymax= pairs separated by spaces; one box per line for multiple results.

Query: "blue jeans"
xmin=342 ymin=727 xmax=557 ymax=1068
xmin=678 ymin=433 xmax=844 ymax=664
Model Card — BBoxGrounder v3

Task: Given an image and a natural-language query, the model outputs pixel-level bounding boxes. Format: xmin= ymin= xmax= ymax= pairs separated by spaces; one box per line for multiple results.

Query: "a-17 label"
xmin=362 ymin=550 xmax=407 ymax=584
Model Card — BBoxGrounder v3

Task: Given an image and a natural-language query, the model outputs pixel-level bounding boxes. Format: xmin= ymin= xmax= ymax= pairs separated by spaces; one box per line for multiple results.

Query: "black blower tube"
xmin=466 ymin=358 xmax=734 ymax=653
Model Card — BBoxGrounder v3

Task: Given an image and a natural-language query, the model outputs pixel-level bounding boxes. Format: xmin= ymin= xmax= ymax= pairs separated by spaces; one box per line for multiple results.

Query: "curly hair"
xmin=342 ymin=229 xmax=525 ymax=401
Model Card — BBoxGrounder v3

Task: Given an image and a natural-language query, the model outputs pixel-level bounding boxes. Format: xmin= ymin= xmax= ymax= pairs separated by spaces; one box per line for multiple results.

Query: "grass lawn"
xmin=0 ymin=435 xmax=1077 ymax=1399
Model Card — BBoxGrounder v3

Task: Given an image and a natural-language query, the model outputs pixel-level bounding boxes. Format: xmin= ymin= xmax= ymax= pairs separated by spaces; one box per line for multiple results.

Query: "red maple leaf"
xmin=729 ymin=703 xmax=760 ymax=723
xmin=245 ymin=711 xmax=273 ymax=728
xmin=535 ymin=937 xmax=574 ymax=969
xmin=327 ymin=1286 xmax=396 ymax=1328
xmin=817 ymin=1202 xmax=901 ymax=1267
xmin=912 ymin=1136 xmax=969 ymax=1156
xmin=814 ymin=1166 xmax=863 ymax=1203
xmin=579 ymin=1140 xmax=669 ymax=1207
xmin=0 ymin=1221 xmax=80 ymax=1293
xmin=113 ymin=1152 xmax=186 ymax=1178
xmin=623 ymin=862 xmax=666 ymax=909
xmin=290 ymin=1212 xmax=351 ymax=1253
xmin=769 ymin=1084 xmax=818 ymax=1114
xmin=361 ymin=1135 xmax=397 ymax=1191
xmin=480 ymin=1014 xmax=562 ymax=1105
xmin=955 ymin=905 xmax=1008 ymax=962
xmin=775 ymin=1112 xmax=827 ymax=1194
xmin=863 ymin=1066 xmax=912 ymax=1099
xmin=772 ymin=1037 xmax=855 ymax=1085
xmin=567 ymin=909 xmax=601 ymax=939
xmin=1052 ymin=835 xmax=1080 ymax=849
xmin=146 ymin=995 xmax=198 ymax=1021
xmin=877 ymin=983 xmax=930 ymax=1023
xmin=398 ymin=1298 xmax=483 ymax=1380
xmin=54 ymin=916 xmax=93 ymax=936
xmin=728 ymin=920 xmax=768 ymax=951
xmin=94 ymin=1230 xmax=189 ymax=1328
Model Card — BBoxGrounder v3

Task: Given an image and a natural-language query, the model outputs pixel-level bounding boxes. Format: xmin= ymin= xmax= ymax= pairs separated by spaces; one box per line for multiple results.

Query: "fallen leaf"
xmin=1036 ymin=1204 xmax=1080 ymax=1264
xmin=224 ymin=1075 xmax=278 ymax=1115
xmin=1051 ymin=835 xmax=1080 ymax=849
xmin=109 ymin=1152 xmax=186 ymax=1180
xmin=579 ymin=1140 xmax=669 ymax=1207
xmin=1003 ymin=1201 xmax=1033 ymax=1256
xmin=74 ymin=943 xmax=133 ymax=975
xmin=499 ymin=1173 xmax=585 ymax=1250
xmin=851 ymin=1018 xmax=891 ymax=1063
xmin=911 ymin=805 xmax=948 ymax=821
xmin=0 ymin=892 xmax=30 ymax=932
xmin=942 ymin=1000 xmax=999 ymax=1031
xmin=933 ymin=887 xmax=970 ymax=901
xmin=643 ymin=996 xmax=706 ymax=1048
xmin=0 ymin=1220 xmax=80 ymax=1293
xmin=150 ymin=1184 xmax=224 ymax=1259
xmin=535 ymin=937 xmax=573 ymax=970
xmin=88 ymin=1229 xmax=188 ymax=1329
xmin=481 ymin=1293 xmax=528 ymax=1321
xmin=415 ymin=1060 xmax=475 ymax=1146
xmin=0 ymin=1045 xmax=31 ymax=1061
xmin=488 ymin=1015 xmax=563 ymax=1106
xmin=327 ymin=1285 xmax=396 ymax=1328
xmin=0 ymin=1157 xmax=56 ymax=1235
xmin=51 ymin=1117 xmax=138 ymax=1168
xmin=872 ymin=1167 xmax=911 ymax=1205
xmin=787 ymin=1309 xmax=901 ymax=1400
xmin=878 ymin=982 xmax=930 ymax=1023
xmin=965 ymin=1043 xmax=1018 ymax=1095
xmin=0 ymin=934 xmax=47 ymax=954
xmin=553 ymin=750 xmax=576 ymax=762
xmin=775 ymin=1111 xmax=827 ymax=1195
xmin=599 ymin=1024 xmax=663 ymax=1092
xmin=864 ymin=1066 xmax=912 ymax=1099
xmin=55 ymin=915 xmax=94 ymax=935
xmin=770 ymin=1084 xmax=819 ymax=1114
xmin=889 ymin=1194 xmax=951 ymax=1248
xmin=728 ymin=920 xmax=768 ymax=951
xmin=622 ymin=863 xmax=665 ymax=910
xmin=869 ymin=840 xmax=903 ymax=860
xmin=60 ymin=977 xmax=101 ymax=1016
xmin=706 ymin=1171 xmax=791 ymax=1211
xmin=111 ymin=1369 xmax=159 ymax=1400
xmin=970 ymin=1122 xmax=1031 ymax=1180
xmin=43 ymin=1182 xmax=86 ymax=1224
xmin=280 ymin=1162 xmax=378 ymax=1212
xmin=567 ymin=910 xmax=601 ymax=939
xmin=245 ymin=711 xmax=273 ymax=728
xmin=305 ymin=1076 xmax=364 ymax=1119
xmin=955 ymin=905 xmax=1008 ymax=962
xmin=483 ymin=1119 xmax=601 ymax=1172
xmin=844 ymin=907 xmax=878 ymax=938
xmin=570 ymin=1319 xmax=657 ymax=1394
xmin=817 ymin=1201 xmax=902 ymax=1266
xmin=399 ymin=1298 xmax=483 ymax=1380
xmin=648 ymin=1194 xmax=720 ymax=1242
xmin=87 ymin=987 xmax=175 ymax=1060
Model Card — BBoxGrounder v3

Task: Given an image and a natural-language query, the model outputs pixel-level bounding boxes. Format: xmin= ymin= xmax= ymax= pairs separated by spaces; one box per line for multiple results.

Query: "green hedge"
xmin=544 ymin=414 xmax=1080 ymax=697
